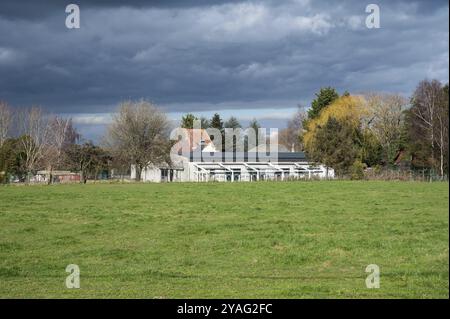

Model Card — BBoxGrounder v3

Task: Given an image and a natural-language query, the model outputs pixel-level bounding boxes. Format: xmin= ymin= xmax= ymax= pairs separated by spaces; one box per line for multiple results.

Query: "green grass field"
xmin=0 ymin=181 xmax=448 ymax=298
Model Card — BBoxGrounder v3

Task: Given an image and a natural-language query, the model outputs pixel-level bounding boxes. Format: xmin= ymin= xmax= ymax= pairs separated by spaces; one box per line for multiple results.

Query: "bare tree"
xmin=104 ymin=100 xmax=171 ymax=181
xmin=0 ymin=101 xmax=12 ymax=147
xmin=411 ymin=79 xmax=447 ymax=176
xmin=365 ymin=93 xmax=407 ymax=164
xmin=44 ymin=117 xmax=77 ymax=184
xmin=434 ymin=84 xmax=449 ymax=178
xmin=278 ymin=105 xmax=307 ymax=151
xmin=17 ymin=107 xmax=49 ymax=183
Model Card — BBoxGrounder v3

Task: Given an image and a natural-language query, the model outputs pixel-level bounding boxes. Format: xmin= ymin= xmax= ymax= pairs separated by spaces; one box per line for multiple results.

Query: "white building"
xmin=131 ymin=129 xmax=334 ymax=182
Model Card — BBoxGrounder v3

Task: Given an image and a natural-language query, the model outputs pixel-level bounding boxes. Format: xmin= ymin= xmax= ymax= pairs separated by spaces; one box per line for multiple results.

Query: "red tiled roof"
xmin=176 ymin=128 xmax=214 ymax=153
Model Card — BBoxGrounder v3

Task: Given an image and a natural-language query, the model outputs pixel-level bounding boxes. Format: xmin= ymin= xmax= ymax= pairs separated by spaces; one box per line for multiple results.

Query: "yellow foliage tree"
xmin=303 ymin=95 xmax=370 ymax=150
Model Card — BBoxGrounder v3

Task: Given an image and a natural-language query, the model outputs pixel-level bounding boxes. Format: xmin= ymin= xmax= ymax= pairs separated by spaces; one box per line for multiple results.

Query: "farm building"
xmin=131 ymin=129 xmax=334 ymax=182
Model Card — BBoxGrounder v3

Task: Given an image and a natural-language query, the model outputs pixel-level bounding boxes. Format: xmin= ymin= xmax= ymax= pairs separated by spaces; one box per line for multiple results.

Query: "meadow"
xmin=0 ymin=181 xmax=448 ymax=298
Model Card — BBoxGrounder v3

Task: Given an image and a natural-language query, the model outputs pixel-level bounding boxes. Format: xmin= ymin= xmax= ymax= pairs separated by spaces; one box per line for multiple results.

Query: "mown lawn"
xmin=0 ymin=181 xmax=448 ymax=298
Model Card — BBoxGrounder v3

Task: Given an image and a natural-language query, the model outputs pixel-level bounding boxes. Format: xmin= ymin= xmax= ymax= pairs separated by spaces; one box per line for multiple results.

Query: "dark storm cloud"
xmin=0 ymin=0 xmax=245 ymax=20
xmin=0 ymin=0 xmax=448 ymax=116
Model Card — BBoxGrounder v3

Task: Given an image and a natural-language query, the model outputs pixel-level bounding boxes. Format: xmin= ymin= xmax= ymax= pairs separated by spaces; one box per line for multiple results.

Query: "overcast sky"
xmin=0 ymin=0 xmax=448 ymax=140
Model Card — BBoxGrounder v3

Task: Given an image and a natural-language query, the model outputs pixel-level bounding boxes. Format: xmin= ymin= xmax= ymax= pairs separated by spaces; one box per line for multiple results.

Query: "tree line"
xmin=0 ymin=104 xmax=110 ymax=184
xmin=300 ymin=80 xmax=448 ymax=179
xmin=0 ymin=78 xmax=448 ymax=183
xmin=0 ymin=101 xmax=170 ymax=183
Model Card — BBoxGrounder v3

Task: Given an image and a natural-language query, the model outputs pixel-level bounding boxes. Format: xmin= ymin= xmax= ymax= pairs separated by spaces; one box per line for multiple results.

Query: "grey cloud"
xmin=0 ymin=0 xmax=246 ymax=20
xmin=0 ymin=0 xmax=448 ymax=118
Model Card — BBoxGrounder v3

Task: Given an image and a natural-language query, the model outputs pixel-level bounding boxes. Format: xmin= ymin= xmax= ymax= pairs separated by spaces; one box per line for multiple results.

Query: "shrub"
xmin=350 ymin=160 xmax=365 ymax=180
